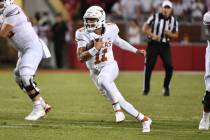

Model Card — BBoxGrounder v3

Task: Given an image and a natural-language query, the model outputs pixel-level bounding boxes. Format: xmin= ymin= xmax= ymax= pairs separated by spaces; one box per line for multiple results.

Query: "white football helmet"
xmin=0 ymin=0 xmax=14 ymax=13
xmin=203 ymin=11 xmax=210 ymax=25
xmin=83 ymin=6 xmax=106 ymax=32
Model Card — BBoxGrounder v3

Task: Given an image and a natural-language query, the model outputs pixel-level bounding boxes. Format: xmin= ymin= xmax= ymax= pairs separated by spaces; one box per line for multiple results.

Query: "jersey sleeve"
xmin=172 ymin=19 xmax=179 ymax=33
xmin=109 ymin=23 xmax=120 ymax=41
xmin=112 ymin=23 xmax=119 ymax=36
xmin=3 ymin=4 xmax=22 ymax=26
xmin=146 ymin=14 xmax=155 ymax=26
xmin=75 ymin=29 xmax=88 ymax=48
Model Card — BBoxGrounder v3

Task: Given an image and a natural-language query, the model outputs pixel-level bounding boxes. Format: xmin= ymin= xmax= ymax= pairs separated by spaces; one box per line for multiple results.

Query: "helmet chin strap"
xmin=85 ymin=21 xmax=98 ymax=32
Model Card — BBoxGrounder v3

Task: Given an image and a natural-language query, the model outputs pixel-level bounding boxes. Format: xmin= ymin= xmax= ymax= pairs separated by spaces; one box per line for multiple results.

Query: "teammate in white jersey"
xmin=199 ymin=11 xmax=210 ymax=130
xmin=75 ymin=6 xmax=152 ymax=132
xmin=0 ymin=0 xmax=51 ymax=121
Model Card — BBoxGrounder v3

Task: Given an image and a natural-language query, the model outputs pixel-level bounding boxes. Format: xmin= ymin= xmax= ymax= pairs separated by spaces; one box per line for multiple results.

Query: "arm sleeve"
xmin=146 ymin=14 xmax=155 ymax=27
xmin=113 ymin=36 xmax=137 ymax=53
xmin=172 ymin=19 xmax=179 ymax=33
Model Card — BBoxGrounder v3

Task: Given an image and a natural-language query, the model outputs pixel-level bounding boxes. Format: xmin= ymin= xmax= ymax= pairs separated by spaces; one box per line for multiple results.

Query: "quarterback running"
xmin=0 ymin=0 xmax=51 ymax=121
xmin=75 ymin=6 xmax=152 ymax=132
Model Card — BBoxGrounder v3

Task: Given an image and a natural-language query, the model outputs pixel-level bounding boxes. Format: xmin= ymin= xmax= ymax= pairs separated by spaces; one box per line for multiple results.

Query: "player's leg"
xmin=97 ymin=62 xmax=133 ymax=114
xmin=143 ymin=42 xmax=159 ymax=95
xmin=90 ymin=69 xmax=125 ymax=122
xmin=97 ymin=62 xmax=121 ymax=103
xmin=98 ymin=72 xmax=152 ymax=132
xmin=159 ymin=46 xmax=173 ymax=96
xmin=199 ymin=46 xmax=210 ymax=130
xmin=14 ymin=69 xmax=50 ymax=110
xmin=109 ymin=81 xmax=152 ymax=132
xmin=97 ymin=62 xmax=126 ymax=122
xmin=90 ymin=70 xmax=110 ymax=99
xmin=97 ymin=61 xmax=151 ymax=132
xmin=14 ymin=49 xmax=51 ymax=120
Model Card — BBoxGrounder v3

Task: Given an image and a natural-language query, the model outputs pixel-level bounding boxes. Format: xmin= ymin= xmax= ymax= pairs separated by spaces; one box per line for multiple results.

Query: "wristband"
xmin=88 ymin=47 xmax=99 ymax=56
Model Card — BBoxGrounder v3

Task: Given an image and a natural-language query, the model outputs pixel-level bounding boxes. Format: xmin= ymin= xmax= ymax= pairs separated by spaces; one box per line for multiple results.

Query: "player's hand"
xmin=151 ymin=34 xmax=160 ymax=41
xmin=94 ymin=38 xmax=103 ymax=50
xmin=164 ymin=31 xmax=172 ymax=37
xmin=136 ymin=49 xmax=146 ymax=57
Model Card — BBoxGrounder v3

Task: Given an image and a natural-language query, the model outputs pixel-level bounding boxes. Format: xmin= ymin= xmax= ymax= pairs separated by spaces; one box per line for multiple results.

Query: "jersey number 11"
xmin=95 ymin=48 xmax=107 ymax=64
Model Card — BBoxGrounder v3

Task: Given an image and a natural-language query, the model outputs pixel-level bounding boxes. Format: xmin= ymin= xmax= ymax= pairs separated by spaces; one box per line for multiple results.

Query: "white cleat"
xmin=142 ymin=117 xmax=152 ymax=133
xmin=115 ymin=111 xmax=125 ymax=123
xmin=25 ymin=105 xmax=46 ymax=121
xmin=199 ymin=118 xmax=209 ymax=130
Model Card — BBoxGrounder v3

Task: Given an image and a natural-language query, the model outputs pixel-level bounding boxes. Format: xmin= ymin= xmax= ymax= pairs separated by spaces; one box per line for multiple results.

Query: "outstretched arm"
xmin=113 ymin=36 xmax=146 ymax=56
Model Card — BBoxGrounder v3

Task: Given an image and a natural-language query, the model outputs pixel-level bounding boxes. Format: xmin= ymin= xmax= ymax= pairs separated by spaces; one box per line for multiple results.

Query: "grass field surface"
xmin=0 ymin=70 xmax=209 ymax=140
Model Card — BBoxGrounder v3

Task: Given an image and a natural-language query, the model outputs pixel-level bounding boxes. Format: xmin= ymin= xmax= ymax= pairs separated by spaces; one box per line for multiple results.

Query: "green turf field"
xmin=0 ymin=71 xmax=209 ymax=140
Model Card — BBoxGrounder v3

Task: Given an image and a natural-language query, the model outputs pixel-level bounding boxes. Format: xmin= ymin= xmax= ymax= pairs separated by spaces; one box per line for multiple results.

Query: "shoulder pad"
xmin=3 ymin=4 xmax=20 ymax=18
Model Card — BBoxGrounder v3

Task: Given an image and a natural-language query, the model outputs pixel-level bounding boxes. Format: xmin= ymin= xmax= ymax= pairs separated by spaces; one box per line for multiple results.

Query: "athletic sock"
xmin=40 ymin=97 xmax=47 ymax=108
xmin=136 ymin=113 xmax=145 ymax=121
xmin=99 ymin=76 xmax=146 ymax=121
xmin=107 ymin=82 xmax=145 ymax=120
xmin=33 ymin=100 xmax=42 ymax=109
xmin=112 ymin=102 xmax=122 ymax=112
xmin=203 ymin=111 xmax=210 ymax=121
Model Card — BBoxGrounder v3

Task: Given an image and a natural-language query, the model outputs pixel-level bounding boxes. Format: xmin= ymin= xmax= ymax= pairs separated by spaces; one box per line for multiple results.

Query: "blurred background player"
xmin=0 ymin=0 xmax=51 ymax=121
xmin=52 ymin=12 xmax=69 ymax=69
xmin=75 ymin=6 xmax=152 ymax=133
xmin=199 ymin=11 xmax=210 ymax=130
xmin=142 ymin=0 xmax=179 ymax=96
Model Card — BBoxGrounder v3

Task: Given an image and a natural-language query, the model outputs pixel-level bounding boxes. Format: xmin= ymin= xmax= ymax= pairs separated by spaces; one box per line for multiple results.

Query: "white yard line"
xmin=0 ymin=123 xmax=139 ymax=130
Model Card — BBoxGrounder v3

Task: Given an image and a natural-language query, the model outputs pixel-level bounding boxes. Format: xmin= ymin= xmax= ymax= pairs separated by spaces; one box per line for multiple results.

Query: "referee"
xmin=142 ymin=0 xmax=179 ymax=96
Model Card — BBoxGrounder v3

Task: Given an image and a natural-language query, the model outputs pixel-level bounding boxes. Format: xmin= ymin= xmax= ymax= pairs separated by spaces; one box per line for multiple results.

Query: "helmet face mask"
xmin=83 ymin=6 xmax=105 ymax=32
xmin=84 ymin=18 xmax=99 ymax=32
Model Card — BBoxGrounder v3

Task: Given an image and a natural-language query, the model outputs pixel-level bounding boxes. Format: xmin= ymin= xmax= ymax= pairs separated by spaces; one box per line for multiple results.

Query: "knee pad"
xmin=20 ymin=75 xmax=40 ymax=99
xmin=202 ymin=91 xmax=210 ymax=111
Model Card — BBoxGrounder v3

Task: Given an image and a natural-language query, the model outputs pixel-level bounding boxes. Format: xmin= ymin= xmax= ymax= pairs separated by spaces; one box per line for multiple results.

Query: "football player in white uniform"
xmin=75 ymin=6 xmax=152 ymax=132
xmin=199 ymin=11 xmax=210 ymax=130
xmin=0 ymin=0 xmax=51 ymax=121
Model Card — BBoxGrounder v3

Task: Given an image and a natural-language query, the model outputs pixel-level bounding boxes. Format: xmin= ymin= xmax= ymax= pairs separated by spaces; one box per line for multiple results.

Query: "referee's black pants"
xmin=143 ymin=41 xmax=173 ymax=93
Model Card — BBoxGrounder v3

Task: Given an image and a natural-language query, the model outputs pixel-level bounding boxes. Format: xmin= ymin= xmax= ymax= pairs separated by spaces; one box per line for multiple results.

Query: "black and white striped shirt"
xmin=146 ymin=13 xmax=178 ymax=43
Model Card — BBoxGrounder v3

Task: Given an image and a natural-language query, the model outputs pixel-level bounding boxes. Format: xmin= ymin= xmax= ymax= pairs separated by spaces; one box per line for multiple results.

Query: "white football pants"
xmin=90 ymin=61 xmax=142 ymax=118
xmin=14 ymin=39 xmax=50 ymax=76
xmin=205 ymin=41 xmax=210 ymax=91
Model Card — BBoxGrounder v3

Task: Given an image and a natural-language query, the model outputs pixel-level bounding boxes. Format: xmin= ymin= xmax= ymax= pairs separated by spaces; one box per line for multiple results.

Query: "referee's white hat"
xmin=203 ymin=12 xmax=210 ymax=25
xmin=162 ymin=0 xmax=173 ymax=9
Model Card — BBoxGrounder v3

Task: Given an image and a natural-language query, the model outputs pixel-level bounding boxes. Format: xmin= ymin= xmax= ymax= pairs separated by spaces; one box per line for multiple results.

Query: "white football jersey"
xmin=75 ymin=23 xmax=119 ymax=70
xmin=2 ymin=4 xmax=39 ymax=51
